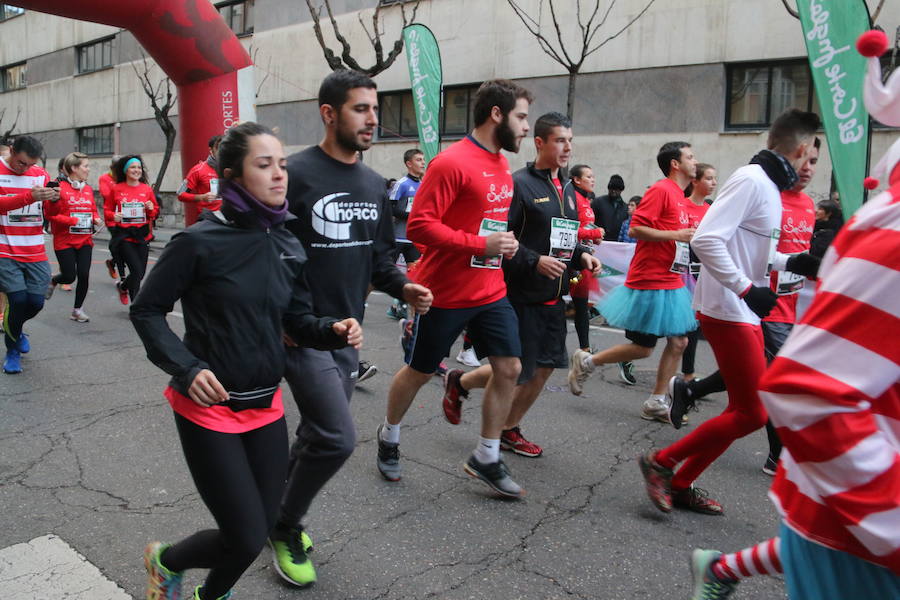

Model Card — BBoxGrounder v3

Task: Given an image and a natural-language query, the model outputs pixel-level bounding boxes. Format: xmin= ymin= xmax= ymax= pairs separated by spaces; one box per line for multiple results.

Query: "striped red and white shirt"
xmin=0 ymin=158 xmax=51 ymax=262
xmin=759 ymin=185 xmax=900 ymax=575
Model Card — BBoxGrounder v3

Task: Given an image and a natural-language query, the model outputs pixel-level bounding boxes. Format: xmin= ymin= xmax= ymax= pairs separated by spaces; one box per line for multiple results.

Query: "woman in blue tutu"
xmin=567 ymin=142 xmax=698 ymax=425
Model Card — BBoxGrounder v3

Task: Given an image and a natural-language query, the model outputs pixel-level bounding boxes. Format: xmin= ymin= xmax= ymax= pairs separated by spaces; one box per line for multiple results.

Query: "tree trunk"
xmin=566 ymin=70 xmax=577 ymax=123
xmin=154 ymin=121 xmax=176 ymax=195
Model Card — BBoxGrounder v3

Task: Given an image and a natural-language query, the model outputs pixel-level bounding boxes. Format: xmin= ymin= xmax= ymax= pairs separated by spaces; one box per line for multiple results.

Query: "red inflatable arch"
xmin=14 ymin=0 xmax=256 ymax=225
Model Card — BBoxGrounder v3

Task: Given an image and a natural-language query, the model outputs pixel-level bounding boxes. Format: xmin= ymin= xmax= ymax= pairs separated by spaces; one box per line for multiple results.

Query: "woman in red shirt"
xmin=44 ymin=152 xmax=103 ymax=322
xmin=569 ymin=164 xmax=604 ymax=352
xmin=105 ymin=155 xmax=159 ymax=305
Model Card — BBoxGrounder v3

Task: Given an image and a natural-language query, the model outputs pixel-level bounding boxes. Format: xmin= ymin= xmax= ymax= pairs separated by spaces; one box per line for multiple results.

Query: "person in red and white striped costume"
xmin=686 ymin=29 xmax=900 ymax=600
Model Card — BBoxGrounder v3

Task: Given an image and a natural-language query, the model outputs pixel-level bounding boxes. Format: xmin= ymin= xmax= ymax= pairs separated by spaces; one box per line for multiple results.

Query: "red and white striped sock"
xmin=711 ymin=537 xmax=783 ymax=582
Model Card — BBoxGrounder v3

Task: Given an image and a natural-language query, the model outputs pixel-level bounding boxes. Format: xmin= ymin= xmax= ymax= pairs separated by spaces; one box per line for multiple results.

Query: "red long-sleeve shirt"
xmin=105 ymin=182 xmax=159 ymax=241
xmin=48 ymin=180 xmax=99 ymax=250
xmin=178 ymin=160 xmax=222 ymax=211
xmin=0 ymin=158 xmax=51 ymax=262
xmin=406 ymin=137 xmax=512 ymax=309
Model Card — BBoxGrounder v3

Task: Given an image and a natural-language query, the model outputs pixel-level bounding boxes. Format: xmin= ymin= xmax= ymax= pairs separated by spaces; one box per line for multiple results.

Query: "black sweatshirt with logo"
xmin=285 ymin=146 xmax=408 ymax=322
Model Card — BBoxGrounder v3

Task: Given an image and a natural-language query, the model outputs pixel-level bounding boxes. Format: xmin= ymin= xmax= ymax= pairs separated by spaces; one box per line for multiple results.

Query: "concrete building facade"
xmin=1 ymin=0 xmax=897 ymax=222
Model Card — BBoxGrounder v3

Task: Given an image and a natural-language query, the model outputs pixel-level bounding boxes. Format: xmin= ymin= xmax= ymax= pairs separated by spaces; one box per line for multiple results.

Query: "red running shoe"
xmin=672 ymin=486 xmax=724 ymax=515
xmin=117 ymin=281 xmax=130 ymax=306
xmin=500 ymin=427 xmax=543 ymax=457
xmin=441 ymin=369 xmax=468 ymax=425
xmin=638 ymin=451 xmax=673 ymax=513
xmin=105 ymin=258 xmax=118 ymax=279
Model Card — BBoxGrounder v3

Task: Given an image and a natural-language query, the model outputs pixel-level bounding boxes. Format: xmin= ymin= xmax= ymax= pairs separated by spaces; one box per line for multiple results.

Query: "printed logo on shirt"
xmin=483 ymin=171 xmax=495 ymax=177
xmin=311 ymin=192 xmax=380 ymax=240
xmin=534 ymin=197 xmax=550 ymax=203
xmin=783 ymin=217 xmax=813 ymax=236
xmin=486 ymin=183 xmax=513 ymax=203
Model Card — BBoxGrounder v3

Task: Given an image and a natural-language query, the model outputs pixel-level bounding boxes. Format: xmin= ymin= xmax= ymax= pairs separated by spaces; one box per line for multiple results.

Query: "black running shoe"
xmin=356 ymin=361 xmax=377 ymax=384
xmin=463 ymin=456 xmax=523 ymax=498
xmin=667 ymin=375 xmax=696 ymax=430
xmin=618 ymin=361 xmax=637 ymax=385
xmin=762 ymin=455 xmax=778 ymax=476
xmin=376 ymin=425 xmax=401 ymax=482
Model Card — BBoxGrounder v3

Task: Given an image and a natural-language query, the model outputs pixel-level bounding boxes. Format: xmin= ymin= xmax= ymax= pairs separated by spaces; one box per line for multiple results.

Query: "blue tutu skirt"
xmin=599 ymin=285 xmax=697 ymax=337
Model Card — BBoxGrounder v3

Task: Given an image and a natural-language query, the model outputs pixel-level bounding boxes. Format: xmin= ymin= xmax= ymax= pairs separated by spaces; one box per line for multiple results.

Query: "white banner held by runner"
xmin=588 ymin=241 xmax=635 ymax=304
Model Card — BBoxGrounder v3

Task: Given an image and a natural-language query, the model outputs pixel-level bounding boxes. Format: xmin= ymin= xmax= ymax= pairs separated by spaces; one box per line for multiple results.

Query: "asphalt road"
xmin=0 ymin=238 xmax=788 ymax=599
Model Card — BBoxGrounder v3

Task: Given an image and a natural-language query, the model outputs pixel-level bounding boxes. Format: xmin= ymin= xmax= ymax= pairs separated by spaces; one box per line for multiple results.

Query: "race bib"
xmin=405 ymin=195 xmax=413 ymax=214
xmin=670 ymin=241 xmax=691 ymax=274
xmin=471 ymin=218 xmax=506 ymax=269
xmin=121 ymin=201 xmax=146 ymax=224
xmin=7 ymin=202 xmax=43 ymax=224
xmin=69 ymin=212 xmax=93 ymax=235
xmin=766 ymin=228 xmax=780 ymax=273
xmin=549 ymin=217 xmax=579 ymax=261
xmin=208 ymin=178 xmax=219 ymax=196
xmin=775 ymin=269 xmax=805 ymax=296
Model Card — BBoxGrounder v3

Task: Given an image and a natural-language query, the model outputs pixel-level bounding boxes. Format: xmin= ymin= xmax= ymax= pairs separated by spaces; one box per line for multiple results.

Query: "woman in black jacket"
xmin=130 ymin=122 xmax=362 ymax=600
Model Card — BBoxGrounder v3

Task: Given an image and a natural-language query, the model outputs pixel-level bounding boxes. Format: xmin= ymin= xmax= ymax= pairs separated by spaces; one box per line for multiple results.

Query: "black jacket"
xmin=592 ymin=193 xmax=629 ymax=240
xmin=504 ymin=163 xmax=587 ymax=304
xmin=130 ymin=209 xmax=346 ymax=398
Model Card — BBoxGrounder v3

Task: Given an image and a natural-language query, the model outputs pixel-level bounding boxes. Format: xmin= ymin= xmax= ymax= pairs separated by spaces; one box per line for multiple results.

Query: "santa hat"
xmin=858 ymin=30 xmax=900 ymax=185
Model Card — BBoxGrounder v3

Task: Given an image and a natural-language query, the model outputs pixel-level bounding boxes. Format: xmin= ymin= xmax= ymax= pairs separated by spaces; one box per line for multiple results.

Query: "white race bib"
xmin=7 ymin=202 xmax=43 ymax=225
xmin=766 ymin=228 xmax=781 ymax=273
xmin=549 ymin=217 xmax=579 ymax=261
xmin=670 ymin=241 xmax=691 ymax=274
xmin=470 ymin=218 xmax=506 ymax=269
xmin=69 ymin=212 xmax=93 ymax=234
xmin=209 ymin=178 xmax=219 ymax=196
xmin=775 ymin=269 xmax=805 ymax=296
xmin=121 ymin=201 xmax=146 ymax=224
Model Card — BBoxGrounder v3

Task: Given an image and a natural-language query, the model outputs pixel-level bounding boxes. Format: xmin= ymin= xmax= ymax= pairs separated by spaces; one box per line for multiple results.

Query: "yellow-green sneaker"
xmin=143 ymin=541 xmax=183 ymax=600
xmin=192 ymin=586 xmax=231 ymax=599
xmin=269 ymin=526 xmax=316 ymax=587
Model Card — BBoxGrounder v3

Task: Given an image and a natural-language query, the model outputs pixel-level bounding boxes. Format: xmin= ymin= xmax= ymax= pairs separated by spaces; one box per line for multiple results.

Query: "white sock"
xmin=381 ymin=418 xmax=400 ymax=444
xmin=473 ymin=437 xmax=500 ymax=464
xmin=581 ymin=353 xmax=594 ymax=370
xmin=648 ymin=393 xmax=666 ymax=405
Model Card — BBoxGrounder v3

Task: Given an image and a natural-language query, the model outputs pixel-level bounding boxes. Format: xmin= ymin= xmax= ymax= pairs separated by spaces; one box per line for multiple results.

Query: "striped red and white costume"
xmin=759 ymin=185 xmax=900 ymax=575
xmin=0 ymin=158 xmax=51 ymax=262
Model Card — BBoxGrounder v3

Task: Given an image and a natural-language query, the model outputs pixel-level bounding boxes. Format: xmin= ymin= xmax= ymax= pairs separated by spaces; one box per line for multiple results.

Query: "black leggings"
xmin=572 ymin=296 xmax=591 ymax=350
xmin=161 ymin=414 xmax=288 ymax=599
xmin=3 ymin=290 xmax=43 ymax=351
xmin=53 ymin=246 xmax=92 ymax=309
xmin=119 ymin=241 xmax=149 ymax=300
xmin=681 ymin=329 xmax=700 ymax=375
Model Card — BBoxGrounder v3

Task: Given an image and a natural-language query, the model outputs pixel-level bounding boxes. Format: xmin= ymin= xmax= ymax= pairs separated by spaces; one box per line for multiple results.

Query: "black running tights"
xmin=3 ymin=290 xmax=43 ymax=351
xmin=161 ymin=414 xmax=288 ymax=600
xmin=572 ymin=296 xmax=591 ymax=350
xmin=119 ymin=241 xmax=149 ymax=301
xmin=53 ymin=246 xmax=92 ymax=309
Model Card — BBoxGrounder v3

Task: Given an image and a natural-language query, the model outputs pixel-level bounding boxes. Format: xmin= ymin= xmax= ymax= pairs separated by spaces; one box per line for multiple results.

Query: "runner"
xmin=639 ymin=109 xmax=822 ymax=516
xmin=0 ymin=135 xmax=57 ymax=374
xmin=44 ymin=152 xmax=103 ymax=322
xmin=441 ymin=112 xmax=601 ymax=458
xmin=178 ymin=135 xmax=223 ymax=214
xmin=679 ymin=163 xmax=716 ymax=383
xmin=98 ymin=156 xmax=123 ymax=280
xmin=569 ymin=163 xmax=604 ymax=353
xmin=131 ymin=122 xmax=362 ymax=600
xmin=567 ymin=142 xmax=699 ymax=423
xmin=106 ymin=155 xmax=158 ymax=305
xmin=270 ymin=70 xmax=433 ymax=588
xmin=377 ymin=79 xmax=533 ymax=497
xmin=386 ymin=148 xmax=424 ymax=321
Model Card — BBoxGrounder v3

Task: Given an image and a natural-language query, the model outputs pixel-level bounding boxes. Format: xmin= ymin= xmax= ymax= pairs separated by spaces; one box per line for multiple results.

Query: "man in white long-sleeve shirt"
xmin=637 ymin=109 xmax=823 ymax=516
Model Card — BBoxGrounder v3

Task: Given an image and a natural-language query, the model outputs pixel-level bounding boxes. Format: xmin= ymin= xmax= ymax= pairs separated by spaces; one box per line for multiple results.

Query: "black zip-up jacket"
xmin=130 ymin=208 xmax=346 ymax=398
xmin=504 ymin=163 xmax=588 ymax=304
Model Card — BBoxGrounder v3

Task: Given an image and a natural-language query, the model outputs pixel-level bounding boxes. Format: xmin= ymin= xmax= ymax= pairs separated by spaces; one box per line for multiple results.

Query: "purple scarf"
xmin=219 ymin=179 xmax=288 ymax=229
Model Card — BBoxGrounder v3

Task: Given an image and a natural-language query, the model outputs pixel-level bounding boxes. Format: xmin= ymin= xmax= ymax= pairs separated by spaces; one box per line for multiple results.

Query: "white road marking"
xmin=0 ymin=534 xmax=131 ymax=599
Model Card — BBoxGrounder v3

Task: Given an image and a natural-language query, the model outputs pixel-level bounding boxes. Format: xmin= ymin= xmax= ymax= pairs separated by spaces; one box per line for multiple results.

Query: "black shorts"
xmin=392 ymin=242 xmax=421 ymax=265
xmin=513 ymin=300 xmax=568 ymax=384
xmin=407 ymin=297 xmax=521 ymax=374
xmin=625 ymin=329 xmax=661 ymax=349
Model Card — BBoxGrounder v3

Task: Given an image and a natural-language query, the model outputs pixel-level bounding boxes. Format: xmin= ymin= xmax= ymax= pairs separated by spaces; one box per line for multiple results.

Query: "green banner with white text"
xmin=797 ymin=0 xmax=871 ymax=218
xmin=402 ymin=24 xmax=443 ymax=164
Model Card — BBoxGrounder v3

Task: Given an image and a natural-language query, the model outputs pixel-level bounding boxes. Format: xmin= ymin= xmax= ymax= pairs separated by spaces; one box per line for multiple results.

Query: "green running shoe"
xmin=269 ymin=526 xmax=316 ymax=587
xmin=690 ymin=549 xmax=738 ymax=599
xmin=192 ymin=586 xmax=231 ymax=599
xmin=143 ymin=541 xmax=183 ymax=600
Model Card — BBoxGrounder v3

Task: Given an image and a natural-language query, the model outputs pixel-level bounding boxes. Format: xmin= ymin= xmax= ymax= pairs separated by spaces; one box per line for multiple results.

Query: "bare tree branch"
xmin=305 ymin=0 xmax=419 ymax=77
xmin=871 ymin=0 xmax=886 ymax=23
xmin=0 ymin=107 xmax=21 ymax=142
xmin=781 ymin=0 xmax=800 ymax=19
xmin=132 ymin=53 xmax=177 ymax=193
xmin=585 ymin=0 xmax=658 ymax=58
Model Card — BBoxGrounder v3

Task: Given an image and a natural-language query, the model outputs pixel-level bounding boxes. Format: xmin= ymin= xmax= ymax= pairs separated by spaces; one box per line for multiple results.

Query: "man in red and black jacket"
xmin=177 ymin=135 xmax=222 ymax=217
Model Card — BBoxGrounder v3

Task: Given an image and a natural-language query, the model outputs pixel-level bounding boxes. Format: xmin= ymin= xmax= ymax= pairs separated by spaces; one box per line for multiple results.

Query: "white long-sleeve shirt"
xmin=691 ymin=164 xmax=790 ymax=325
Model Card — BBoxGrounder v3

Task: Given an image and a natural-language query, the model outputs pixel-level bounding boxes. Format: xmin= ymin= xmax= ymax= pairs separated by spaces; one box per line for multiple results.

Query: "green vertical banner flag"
xmin=402 ymin=24 xmax=443 ymax=164
xmin=796 ymin=1 xmax=871 ymax=218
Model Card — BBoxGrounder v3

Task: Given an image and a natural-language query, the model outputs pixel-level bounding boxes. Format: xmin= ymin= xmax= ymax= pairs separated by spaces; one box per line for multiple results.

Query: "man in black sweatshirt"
xmin=444 ymin=112 xmax=600 ymax=458
xmin=270 ymin=70 xmax=433 ymax=588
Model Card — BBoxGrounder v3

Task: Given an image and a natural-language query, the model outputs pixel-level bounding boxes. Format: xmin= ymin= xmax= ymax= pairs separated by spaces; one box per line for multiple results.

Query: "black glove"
xmin=742 ymin=285 xmax=778 ymax=318
xmin=785 ymin=252 xmax=821 ymax=278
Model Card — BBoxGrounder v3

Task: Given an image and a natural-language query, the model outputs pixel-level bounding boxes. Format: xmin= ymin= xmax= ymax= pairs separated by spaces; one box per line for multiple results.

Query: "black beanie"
xmin=608 ymin=174 xmax=625 ymax=190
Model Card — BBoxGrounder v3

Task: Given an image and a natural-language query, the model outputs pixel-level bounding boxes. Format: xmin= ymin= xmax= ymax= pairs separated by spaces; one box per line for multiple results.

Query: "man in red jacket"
xmin=178 ymin=135 xmax=223 ymax=221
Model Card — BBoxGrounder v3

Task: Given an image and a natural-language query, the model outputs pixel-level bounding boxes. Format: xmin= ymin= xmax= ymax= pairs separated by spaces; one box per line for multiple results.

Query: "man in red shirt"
xmin=178 ymin=135 xmax=223 ymax=223
xmin=568 ymin=142 xmax=698 ymax=422
xmin=0 ymin=136 xmax=58 ymax=373
xmin=377 ymin=79 xmax=533 ymax=498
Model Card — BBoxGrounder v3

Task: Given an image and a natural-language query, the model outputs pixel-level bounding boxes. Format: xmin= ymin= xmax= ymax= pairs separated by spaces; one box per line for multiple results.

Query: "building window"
xmin=217 ymin=0 xmax=254 ymax=36
xmin=0 ymin=5 xmax=24 ymax=21
xmin=77 ymin=37 xmax=114 ymax=74
xmin=77 ymin=125 xmax=114 ymax=155
xmin=726 ymin=60 xmax=820 ymax=129
xmin=379 ymin=84 xmax=479 ymax=140
xmin=0 ymin=62 xmax=26 ymax=92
